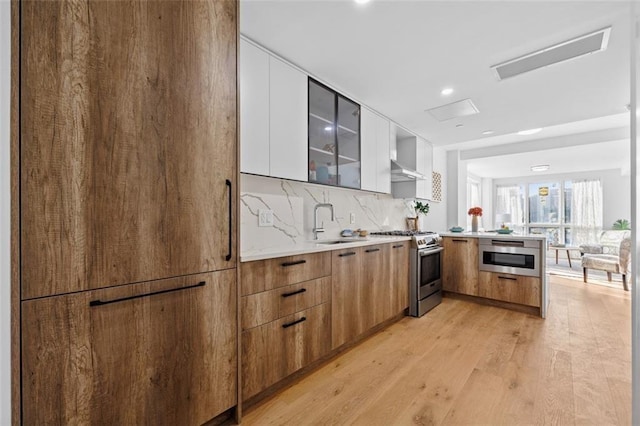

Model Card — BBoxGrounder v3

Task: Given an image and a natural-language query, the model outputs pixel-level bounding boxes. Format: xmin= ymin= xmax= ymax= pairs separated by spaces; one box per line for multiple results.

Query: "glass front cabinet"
xmin=308 ymin=79 xmax=361 ymax=189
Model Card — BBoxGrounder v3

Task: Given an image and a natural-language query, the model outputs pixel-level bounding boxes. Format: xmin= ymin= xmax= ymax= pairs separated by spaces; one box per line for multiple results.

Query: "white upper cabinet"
xmin=240 ymin=39 xmax=308 ymax=181
xmin=376 ymin=116 xmax=391 ymax=194
xmin=240 ymin=39 xmax=269 ymax=176
xmin=269 ymin=57 xmax=308 ymax=181
xmin=360 ymin=107 xmax=391 ymax=193
xmin=360 ymin=108 xmax=377 ymax=191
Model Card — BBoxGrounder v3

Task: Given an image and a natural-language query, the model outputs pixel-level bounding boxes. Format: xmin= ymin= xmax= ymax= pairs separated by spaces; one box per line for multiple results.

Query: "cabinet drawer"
xmin=242 ymin=302 xmax=331 ymax=400
xmin=478 ymin=271 xmax=541 ymax=307
xmin=241 ymin=251 xmax=331 ymax=295
xmin=22 ymin=270 xmax=237 ymax=425
xmin=241 ymin=276 xmax=331 ymax=330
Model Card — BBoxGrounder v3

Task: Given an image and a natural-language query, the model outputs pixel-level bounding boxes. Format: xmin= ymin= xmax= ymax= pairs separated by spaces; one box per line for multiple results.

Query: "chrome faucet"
xmin=313 ymin=203 xmax=335 ymax=240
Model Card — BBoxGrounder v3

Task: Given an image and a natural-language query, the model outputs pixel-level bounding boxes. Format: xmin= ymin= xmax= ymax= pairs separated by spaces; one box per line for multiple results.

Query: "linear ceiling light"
xmin=491 ymin=26 xmax=611 ymax=80
xmin=531 ymin=165 xmax=550 ymax=172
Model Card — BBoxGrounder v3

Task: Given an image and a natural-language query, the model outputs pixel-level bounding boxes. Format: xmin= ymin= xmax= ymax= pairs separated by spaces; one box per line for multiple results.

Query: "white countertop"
xmin=439 ymin=231 xmax=547 ymax=241
xmin=241 ymin=235 xmax=412 ymax=262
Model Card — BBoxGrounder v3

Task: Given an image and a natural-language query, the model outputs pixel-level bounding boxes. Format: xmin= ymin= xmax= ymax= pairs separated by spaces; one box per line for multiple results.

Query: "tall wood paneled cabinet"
xmin=18 ymin=1 xmax=239 ymax=424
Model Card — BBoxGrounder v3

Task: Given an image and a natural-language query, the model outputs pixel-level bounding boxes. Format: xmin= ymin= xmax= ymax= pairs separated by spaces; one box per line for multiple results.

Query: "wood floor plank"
xmin=242 ymin=275 xmax=631 ymax=426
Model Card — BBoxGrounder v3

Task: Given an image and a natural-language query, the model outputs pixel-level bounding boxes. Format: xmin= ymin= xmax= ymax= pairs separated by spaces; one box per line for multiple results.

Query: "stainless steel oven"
xmin=410 ymin=244 xmax=444 ymax=316
xmin=479 ymin=238 xmax=541 ymax=277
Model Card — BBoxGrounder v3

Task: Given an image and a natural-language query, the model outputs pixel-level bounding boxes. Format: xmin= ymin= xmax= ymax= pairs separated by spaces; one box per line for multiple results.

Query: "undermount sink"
xmin=315 ymin=238 xmax=368 ymax=245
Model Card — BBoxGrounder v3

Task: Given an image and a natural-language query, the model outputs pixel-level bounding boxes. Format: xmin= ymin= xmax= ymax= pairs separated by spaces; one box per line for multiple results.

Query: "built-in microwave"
xmin=479 ymin=238 xmax=541 ymax=277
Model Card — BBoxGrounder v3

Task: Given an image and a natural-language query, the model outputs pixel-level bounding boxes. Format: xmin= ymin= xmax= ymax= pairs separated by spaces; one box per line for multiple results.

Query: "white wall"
xmin=491 ymin=169 xmax=631 ymax=230
xmin=1 ymin=1 xmax=11 ymax=423
xmin=423 ymin=146 xmax=447 ymax=232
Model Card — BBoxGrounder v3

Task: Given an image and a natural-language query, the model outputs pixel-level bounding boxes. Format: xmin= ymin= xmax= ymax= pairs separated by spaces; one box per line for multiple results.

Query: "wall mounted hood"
xmin=390 ymin=159 xmax=426 ymax=182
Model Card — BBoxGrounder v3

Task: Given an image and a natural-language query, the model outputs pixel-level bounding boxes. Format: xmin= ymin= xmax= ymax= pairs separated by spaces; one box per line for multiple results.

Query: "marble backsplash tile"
xmin=241 ymin=174 xmax=414 ymax=252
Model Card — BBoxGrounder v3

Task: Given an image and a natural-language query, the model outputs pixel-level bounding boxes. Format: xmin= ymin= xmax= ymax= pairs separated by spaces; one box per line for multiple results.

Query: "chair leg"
xmin=623 ymin=274 xmax=629 ymax=291
xmin=583 ymin=268 xmax=588 ymax=283
xmin=607 ymin=272 xmax=612 ymax=282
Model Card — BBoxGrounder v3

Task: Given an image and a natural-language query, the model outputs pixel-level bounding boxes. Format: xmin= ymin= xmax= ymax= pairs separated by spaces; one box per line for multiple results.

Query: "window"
xmin=495 ymin=179 xmax=602 ymax=245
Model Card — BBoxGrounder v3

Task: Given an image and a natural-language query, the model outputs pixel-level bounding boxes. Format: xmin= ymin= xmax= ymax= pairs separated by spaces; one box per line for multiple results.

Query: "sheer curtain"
xmin=495 ymin=185 xmax=525 ymax=232
xmin=571 ymin=179 xmax=603 ymax=245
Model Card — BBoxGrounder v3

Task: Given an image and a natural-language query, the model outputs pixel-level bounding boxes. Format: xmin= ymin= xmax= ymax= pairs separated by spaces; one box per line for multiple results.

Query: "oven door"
xmin=418 ymin=246 xmax=444 ymax=299
xmin=479 ymin=246 xmax=540 ymax=277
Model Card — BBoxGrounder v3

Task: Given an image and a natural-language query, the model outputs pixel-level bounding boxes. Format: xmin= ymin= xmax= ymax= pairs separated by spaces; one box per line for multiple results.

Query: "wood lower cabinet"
xmin=241 ymin=252 xmax=331 ymax=295
xmin=442 ymin=237 xmax=479 ymax=296
xmin=389 ymin=242 xmax=410 ymax=316
xmin=242 ymin=303 xmax=331 ymax=400
xmin=20 ymin=0 xmax=237 ymax=299
xmin=362 ymin=244 xmax=390 ymax=328
xmin=241 ymin=276 xmax=331 ymax=331
xmin=21 ymin=270 xmax=237 ymax=425
xmin=478 ymin=271 xmax=541 ymax=307
xmin=240 ymin=253 xmax=332 ymax=400
xmin=331 ymin=247 xmax=364 ymax=349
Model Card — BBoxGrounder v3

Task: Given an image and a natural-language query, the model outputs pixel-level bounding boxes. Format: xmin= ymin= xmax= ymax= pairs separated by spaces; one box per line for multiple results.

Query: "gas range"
xmin=370 ymin=230 xmax=440 ymax=250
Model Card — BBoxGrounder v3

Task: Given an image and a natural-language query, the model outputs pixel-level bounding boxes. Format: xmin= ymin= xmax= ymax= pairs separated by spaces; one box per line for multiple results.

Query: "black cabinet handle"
xmin=282 ymin=288 xmax=307 ymax=298
xmin=339 ymin=252 xmax=356 ymax=257
xmin=90 ymin=281 xmax=206 ymax=307
xmin=365 ymin=248 xmax=380 ymax=253
xmin=498 ymin=276 xmax=517 ymax=281
xmin=226 ymin=179 xmax=232 ymax=261
xmin=282 ymin=317 xmax=307 ymax=329
xmin=452 ymin=239 xmax=468 ymax=243
xmin=281 ymin=260 xmax=306 ymax=267
xmin=392 ymin=244 xmax=404 ymax=248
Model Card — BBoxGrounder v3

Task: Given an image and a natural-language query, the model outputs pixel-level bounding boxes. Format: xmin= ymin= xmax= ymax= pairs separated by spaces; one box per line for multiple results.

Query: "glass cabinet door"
xmin=308 ymin=78 xmax=360 ymax=189
xmin=337 ymin=96 xmax=360 ymax=188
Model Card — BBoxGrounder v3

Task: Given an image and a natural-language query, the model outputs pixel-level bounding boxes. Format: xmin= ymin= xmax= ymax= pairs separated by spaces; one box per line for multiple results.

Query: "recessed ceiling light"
xmin=354 ymin=0 xmax=370 ymax=4
xmin=531 ymin=164 xmax=550 ymax=172
xmin=441 ymin=87 xmax=454 ymax=96
xmin=482 ymin=130 xmax=494 ymax=135
xmin=517 ymin=128 xmax=543 ymax=136
xmin=324 ymin=126 xmax=332 ymax=131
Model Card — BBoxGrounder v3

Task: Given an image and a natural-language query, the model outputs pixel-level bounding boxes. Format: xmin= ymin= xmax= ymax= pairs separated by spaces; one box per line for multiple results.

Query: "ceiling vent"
xmin=426 ymin=98 xmax=479 ymax=122
xmin=491 ymin=26 xmax=611 ymax=80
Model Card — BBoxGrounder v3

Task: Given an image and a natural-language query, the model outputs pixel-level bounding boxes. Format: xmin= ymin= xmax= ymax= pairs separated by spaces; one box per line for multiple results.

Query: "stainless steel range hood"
xmin=390 ymin=159 xmax=426 ymax=183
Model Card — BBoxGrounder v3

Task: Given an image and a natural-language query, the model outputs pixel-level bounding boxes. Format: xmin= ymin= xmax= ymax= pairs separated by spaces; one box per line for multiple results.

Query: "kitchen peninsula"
xmin=439 ymin=232 xmax=548 ymax=318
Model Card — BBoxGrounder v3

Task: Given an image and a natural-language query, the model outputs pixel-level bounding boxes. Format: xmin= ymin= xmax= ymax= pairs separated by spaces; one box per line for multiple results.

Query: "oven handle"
xmin=419 ymin=246 xmax=444 ymax=257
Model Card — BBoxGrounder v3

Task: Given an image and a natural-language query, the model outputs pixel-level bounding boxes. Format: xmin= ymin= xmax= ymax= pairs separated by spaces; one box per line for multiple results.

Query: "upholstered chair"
xmin=579 ymin=230 xmax=631 ymax=256
xmin=581 ymin=237 xmax=631 ymax=291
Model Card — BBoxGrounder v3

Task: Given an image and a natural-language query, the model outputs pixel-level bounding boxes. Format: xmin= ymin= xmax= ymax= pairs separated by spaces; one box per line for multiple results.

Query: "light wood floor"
xmin=242 ymin=275 xmax=631 ymax=425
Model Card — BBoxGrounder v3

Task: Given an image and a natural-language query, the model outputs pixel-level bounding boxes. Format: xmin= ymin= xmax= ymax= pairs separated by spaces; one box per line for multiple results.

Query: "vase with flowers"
xmin=407 ymin=200 xmax=430 ymax=231
xmin=468 ymin=206 xmax=483 ymax=232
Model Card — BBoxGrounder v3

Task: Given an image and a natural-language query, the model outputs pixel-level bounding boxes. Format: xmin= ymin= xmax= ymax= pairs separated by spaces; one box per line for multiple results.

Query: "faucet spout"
xmin=313 ymin=203 xmax=335 ymax=240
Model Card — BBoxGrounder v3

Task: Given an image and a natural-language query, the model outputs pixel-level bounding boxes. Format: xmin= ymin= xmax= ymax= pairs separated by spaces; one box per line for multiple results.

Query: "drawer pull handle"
xmin=365 ymin=248 xmax=380 ymax=253
xmin=498 ymin=276 xmax=517 ymax=281
xmin=339 ymin=252 xmax=356 ymax=257
xmin=392 ymin=244 xmax=404 ymax=248
xmin=452 ymin=239 xmax=468 ymax=243
xmin=89 ymin=281 xmax=206 ymax=307
xmin=282 ymin=288 xmax=307 ymax=298
xmin=281 ymin=260 xmax=307 ymax=267
xmin=226 ymin=179 xmax=232 ymax=261
xmin=282 ymin=317 xmax=307 ymax=329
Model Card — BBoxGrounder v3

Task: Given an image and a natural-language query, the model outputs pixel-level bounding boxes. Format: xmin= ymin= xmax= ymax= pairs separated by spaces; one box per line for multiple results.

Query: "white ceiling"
xmin=241 ymin=0 xmax=632 ymax=178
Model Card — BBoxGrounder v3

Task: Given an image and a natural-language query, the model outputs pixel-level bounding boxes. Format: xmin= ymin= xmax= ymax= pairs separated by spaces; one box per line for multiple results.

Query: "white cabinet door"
xmin=269 ymin=57 xmax=308 ymax=181
xmin=376 ymin=116 xmax=391 ymax=194
xmin=240 ymin=40 xmax=270 ymax=176
xmin=360 ymin=107 xmax=377 ymax=192
xmin=415 ymin=138 xmax=433 ymax=200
